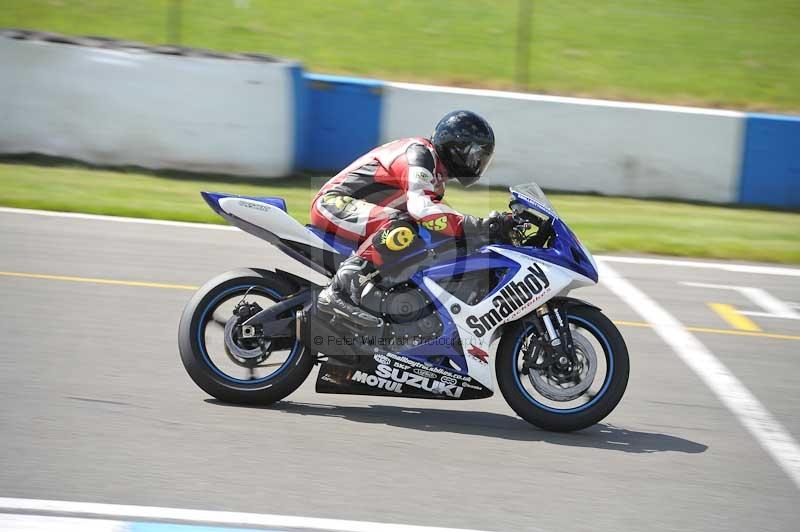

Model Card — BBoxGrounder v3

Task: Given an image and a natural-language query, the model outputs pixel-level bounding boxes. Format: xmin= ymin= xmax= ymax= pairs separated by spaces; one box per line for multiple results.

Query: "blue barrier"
xmin=739 ymin=113 xmax=800 ymax=208
xmin=297 ymin=73 xmax=383 ymax=173
xmin=290 ymin=64 xmax=310 ymax=174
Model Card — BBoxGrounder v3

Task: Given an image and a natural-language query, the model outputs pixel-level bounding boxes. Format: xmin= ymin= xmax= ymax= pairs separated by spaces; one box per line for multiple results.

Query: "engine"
xmin=360 ymin=282 xmax=443 ymax=346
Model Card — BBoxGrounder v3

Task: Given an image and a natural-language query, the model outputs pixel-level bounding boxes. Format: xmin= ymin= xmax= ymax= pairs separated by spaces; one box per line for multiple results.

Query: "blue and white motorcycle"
xmin=179 ymin=183 xmax=629 ymax=431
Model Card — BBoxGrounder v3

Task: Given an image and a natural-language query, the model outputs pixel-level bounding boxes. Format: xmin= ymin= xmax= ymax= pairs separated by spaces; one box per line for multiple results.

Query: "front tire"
xmin=178 ymin=269 xmax=314 ymax=404
xmin=496 ymin=306 xmax=629 ymax=432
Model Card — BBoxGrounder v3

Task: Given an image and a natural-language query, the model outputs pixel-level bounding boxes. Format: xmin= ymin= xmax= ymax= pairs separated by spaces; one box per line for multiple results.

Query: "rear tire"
xmin=178 ymin=269 xmax=314 ymax=404
xmin=496 ymin=306 xmax=629 ymax=432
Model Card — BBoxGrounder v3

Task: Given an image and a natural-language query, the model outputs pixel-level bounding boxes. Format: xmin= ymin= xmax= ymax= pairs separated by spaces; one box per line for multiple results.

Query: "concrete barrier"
xmin=0 ymin=33 xmax=300 ymax=177
xmin=382 ymin=82 xmax=746 ymax=204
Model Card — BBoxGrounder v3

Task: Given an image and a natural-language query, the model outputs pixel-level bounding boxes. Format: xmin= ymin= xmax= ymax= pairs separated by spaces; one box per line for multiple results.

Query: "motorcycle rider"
xmin=310 ymin=110 xmax=513 ymax=328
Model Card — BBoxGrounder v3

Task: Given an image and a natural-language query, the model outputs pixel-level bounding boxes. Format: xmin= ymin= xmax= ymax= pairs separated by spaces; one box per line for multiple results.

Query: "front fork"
xmin=521 ymin=302 xmax=576 ymax=374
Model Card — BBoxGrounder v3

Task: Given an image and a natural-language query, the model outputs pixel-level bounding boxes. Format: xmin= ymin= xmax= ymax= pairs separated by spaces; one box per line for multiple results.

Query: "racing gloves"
xmin=461 ymin=212 xmax=516 ymax=248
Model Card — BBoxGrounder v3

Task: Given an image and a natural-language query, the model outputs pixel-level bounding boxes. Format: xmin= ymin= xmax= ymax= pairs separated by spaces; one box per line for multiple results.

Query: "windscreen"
xmin=509 ymin=182 xmax=558 ymax=218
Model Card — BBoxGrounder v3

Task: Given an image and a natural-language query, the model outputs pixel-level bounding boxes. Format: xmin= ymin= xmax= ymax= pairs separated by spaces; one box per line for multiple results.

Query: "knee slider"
xmin=373 ymin=220 xmax=421 ymax=256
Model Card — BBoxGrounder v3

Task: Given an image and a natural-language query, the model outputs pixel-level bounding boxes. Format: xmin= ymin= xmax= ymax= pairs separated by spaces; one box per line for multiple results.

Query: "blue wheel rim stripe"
xmin=196 ymin=284 xmax=300 ymax=385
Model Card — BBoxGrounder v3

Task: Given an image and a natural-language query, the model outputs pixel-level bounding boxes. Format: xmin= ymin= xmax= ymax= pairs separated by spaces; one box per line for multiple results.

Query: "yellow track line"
xmin=614 ymin=319 xmax=799 ymax=341
xmin=613 ymin=320 xmax=651 ymax=328
xmin=1 ymin=270 xmax=797 ymax=341
xmin=708 ymin=302 xmax=762 ymax=332
xmin=684 ymin=326 xmax=799 ymax=341
xmin=0 ymin=271 xmax=198 ymax=291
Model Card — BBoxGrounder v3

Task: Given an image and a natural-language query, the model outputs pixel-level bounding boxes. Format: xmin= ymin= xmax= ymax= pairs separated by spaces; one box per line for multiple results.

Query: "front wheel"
xmin=496 ymin=306 xmax=629 ymax=432
xmin=178 ymin=269 xmax=314 ymax=404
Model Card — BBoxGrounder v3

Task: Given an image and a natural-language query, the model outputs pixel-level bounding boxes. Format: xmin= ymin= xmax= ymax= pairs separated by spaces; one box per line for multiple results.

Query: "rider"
xmin=310 ymin=110 xmax=513 ymax=328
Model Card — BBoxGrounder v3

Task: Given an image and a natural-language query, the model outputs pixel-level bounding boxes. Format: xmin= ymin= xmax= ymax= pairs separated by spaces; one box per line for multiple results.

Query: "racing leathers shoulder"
xmin=401 ymin=142 xmax=466 ymax=238
xmin=314 ymin=137 xmax=468 ymax=238
xmin=398 ymin=141 xmax=502 ymax=244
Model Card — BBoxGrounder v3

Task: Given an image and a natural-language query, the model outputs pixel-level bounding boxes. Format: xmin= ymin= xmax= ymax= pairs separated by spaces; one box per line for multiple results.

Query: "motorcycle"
xmin=178 ymin=182 xmax=629 ymax=432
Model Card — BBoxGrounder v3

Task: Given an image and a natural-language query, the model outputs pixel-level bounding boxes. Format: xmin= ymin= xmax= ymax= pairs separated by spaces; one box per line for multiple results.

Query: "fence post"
xmin=515 ymin=0 xmax=533 ymax=90
xmin=167 ymin=0 xmax=183 ymax=45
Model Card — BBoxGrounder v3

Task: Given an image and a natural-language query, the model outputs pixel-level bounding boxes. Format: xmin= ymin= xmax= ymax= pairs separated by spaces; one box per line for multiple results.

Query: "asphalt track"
xmin=1 ymin=208 xmax=799 ymax=531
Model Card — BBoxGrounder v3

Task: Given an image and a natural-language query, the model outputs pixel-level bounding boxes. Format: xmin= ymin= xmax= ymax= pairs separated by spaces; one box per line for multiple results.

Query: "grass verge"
xmin=2 ymin=0 xmax=799 ymax=112
xmin=1 ymin=161 xmax=798 ymax=264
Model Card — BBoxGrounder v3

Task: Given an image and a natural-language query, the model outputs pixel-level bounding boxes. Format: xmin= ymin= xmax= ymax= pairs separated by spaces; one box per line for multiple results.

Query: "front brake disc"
xmin=528 ymin=331 xmax=597 ymax=401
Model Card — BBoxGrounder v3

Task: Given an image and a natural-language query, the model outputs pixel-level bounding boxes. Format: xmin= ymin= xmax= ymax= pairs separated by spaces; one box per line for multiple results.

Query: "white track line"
xmin=0 ymin=513 xmax=126 ymax=531
xmin=683 ymin=282 xmax=800 ymax=319
xmin=600 ymin=262 xmax=800 ymax=489
xmin=599 ymin=256 xmax=800 ymax=277
xmin=0 ymin=206 xmax=236 ymax=230
xmin=3 ymin=207 xmax=799 ymax=276
xmin=0 ymin=497 xmax=493 ymax=532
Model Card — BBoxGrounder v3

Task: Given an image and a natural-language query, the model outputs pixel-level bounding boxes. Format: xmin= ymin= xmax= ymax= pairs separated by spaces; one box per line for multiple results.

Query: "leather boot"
xmin=317 ymin=256 xmax=382 ymax=328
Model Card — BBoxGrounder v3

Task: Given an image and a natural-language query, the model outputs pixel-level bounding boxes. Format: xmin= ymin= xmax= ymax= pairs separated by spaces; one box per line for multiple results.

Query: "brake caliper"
xmin=233 ymin=300 xmax=263 ymax=341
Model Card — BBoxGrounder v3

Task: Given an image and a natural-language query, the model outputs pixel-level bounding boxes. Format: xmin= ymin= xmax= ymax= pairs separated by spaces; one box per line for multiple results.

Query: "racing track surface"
xmin=1 ymin=208 xmax=799 ymax=531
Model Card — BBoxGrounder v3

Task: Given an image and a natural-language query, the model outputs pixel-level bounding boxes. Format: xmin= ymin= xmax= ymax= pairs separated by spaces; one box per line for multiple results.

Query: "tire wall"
xmin=382 ymin=83 xmax=745 ymax=204
xmin=0 ymin=34 xmax=299 ymax=177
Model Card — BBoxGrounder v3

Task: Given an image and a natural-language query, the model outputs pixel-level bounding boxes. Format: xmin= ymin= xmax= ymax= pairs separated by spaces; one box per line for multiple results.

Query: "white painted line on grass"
xmin=0 ymin=497 xmax=494 ymax=532
xmin=600 ymin=262 xmax=800 ymax=489
xmin=599 ymin=256 xmax=800 ymax=277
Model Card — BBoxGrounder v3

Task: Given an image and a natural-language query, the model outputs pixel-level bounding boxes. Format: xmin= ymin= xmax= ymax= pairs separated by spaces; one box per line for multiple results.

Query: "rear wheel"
xmin=496 ymin=306 xmax=629 ymax=432
xmin=178 ymin=269 xmax=314 ymax=404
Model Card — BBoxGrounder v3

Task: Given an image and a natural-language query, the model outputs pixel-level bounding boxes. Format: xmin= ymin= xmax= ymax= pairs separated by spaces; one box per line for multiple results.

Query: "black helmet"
xmin=431 ymin=110 xmax=495 ymax=187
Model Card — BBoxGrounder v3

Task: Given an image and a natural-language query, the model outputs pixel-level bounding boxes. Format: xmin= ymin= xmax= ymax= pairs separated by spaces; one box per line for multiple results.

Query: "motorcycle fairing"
xmin=315 ymin=351 xmax=493 ymax=400
xmin=203 ymin=192 xmax=333 ymax=252
xmin=202 ymin=192 xmax=339 ymax=277
xmin=203 ymin=192 xmax=288 ymax=213
xmin=305 ymin=225 xmax=358 ymax=256
xmin=414 ymin=247 xmax=579 ymax=389
xmin=321 ymin=247 xmax=582 ymax=394
xmin=510 ymin=184 xmax=598 ymax=283
xmin=531 ymin=218 xmax=598 ymax=283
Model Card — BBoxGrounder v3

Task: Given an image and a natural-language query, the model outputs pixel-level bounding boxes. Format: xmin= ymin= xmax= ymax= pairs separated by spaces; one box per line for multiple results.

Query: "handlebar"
xmin=507 ymin=214 xmax=552 ymax=247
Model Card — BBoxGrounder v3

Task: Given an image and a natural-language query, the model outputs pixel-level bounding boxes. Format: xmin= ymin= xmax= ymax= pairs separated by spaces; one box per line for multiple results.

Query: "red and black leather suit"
xmin=310 ymin=137 xmax=468 ymax=266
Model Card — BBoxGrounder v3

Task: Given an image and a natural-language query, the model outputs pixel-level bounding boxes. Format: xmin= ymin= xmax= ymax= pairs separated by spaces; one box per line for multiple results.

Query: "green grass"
xmin=1 ymin=161 xmax=798 ymax=264
xmin=2 ymin=1 xmax=799 ymax=112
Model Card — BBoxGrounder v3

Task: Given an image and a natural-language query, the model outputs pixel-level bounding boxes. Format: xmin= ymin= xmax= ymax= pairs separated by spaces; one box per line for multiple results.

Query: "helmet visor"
xmin=453 ymin=142 xmax=494 ymax=186
xmin=464 ymin=142 xmax=494 ymax=177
